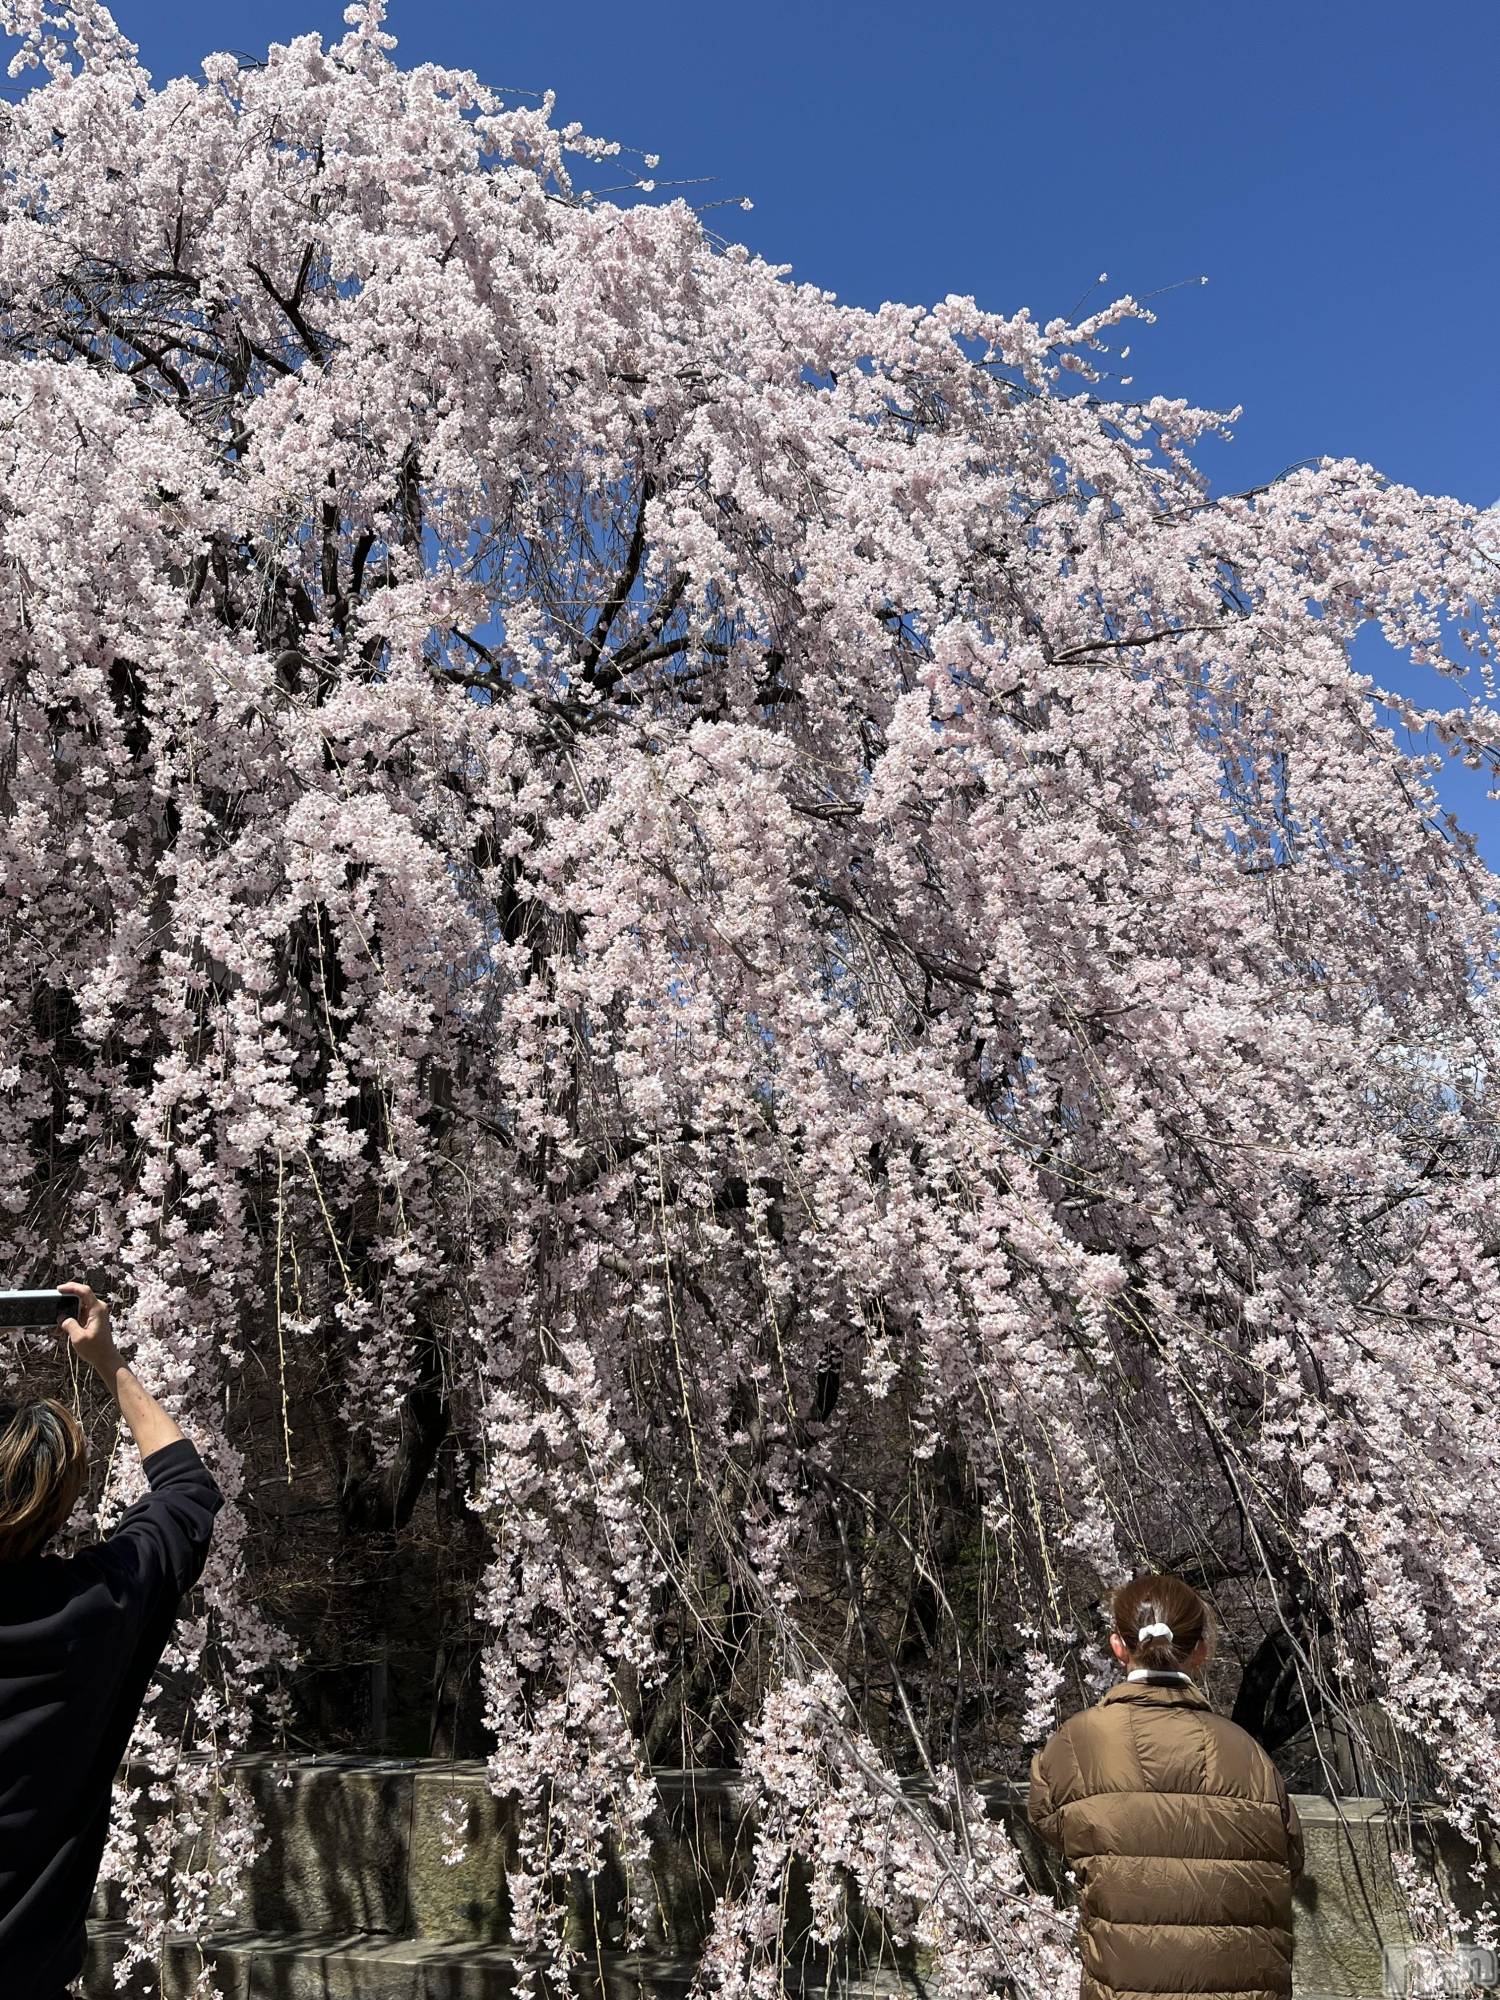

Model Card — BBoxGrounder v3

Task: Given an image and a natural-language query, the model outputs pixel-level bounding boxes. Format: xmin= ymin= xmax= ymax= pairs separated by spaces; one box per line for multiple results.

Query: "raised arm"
xmin=59 ymin=1280 xmax=222 ymax=1608
xmin=58 ymin=1280 xmax=184 ymax=1460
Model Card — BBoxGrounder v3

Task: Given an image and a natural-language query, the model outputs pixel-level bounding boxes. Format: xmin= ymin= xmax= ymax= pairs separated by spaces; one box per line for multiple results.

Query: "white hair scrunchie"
xmin=1137 ymin=1621 xmax=1174 ymax=1643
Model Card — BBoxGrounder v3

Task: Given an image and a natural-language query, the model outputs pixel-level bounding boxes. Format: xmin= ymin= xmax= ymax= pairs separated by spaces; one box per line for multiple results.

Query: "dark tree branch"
xmin=581 ymin=474 xmax=654 ymax=682
xmin=248 ymin=257 xmax=329 ymax=363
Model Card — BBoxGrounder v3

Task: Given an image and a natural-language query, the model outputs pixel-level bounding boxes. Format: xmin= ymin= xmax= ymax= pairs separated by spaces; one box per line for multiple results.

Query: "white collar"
xmin=1126 ymin=1668 xmax=1192 ymax=1683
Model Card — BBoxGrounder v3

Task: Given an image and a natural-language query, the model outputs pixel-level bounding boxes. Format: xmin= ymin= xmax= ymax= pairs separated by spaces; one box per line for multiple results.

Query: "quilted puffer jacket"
xmin=1028 ymin=1676 xmax=1303 ymax=2000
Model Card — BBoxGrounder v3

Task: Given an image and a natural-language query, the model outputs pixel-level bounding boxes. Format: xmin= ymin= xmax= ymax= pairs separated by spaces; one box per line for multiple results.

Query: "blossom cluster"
xmin=1 ymin=0 xmax=1499 ymax=1989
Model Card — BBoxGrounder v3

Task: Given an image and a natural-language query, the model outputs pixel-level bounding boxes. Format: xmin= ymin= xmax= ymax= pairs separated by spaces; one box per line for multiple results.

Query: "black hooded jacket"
xmin=0 ymin=1437 xmax=223 ymax=1996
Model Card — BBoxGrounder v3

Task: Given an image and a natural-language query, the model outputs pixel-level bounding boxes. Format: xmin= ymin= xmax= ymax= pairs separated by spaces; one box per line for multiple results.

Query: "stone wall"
xmin=86 ymin=1757 xmax=1495 ymax=1998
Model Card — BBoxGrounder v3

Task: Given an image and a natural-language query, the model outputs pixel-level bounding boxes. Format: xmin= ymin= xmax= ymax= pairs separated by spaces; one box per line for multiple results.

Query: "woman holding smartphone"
xmin=0 ymin=1280 xmax=223 ymax=2000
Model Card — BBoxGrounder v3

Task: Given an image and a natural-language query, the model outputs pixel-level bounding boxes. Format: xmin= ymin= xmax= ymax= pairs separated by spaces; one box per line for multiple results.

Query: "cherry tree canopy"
xmin=2 ymin=1 xmax=1500 ymax=1990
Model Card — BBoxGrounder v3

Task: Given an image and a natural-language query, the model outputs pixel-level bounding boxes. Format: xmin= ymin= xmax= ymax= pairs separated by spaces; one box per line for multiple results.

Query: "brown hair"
xmin=1111 ymin=1572 xmax=1212 ymax=1673
xmin=0 ymin=1398 xmax=88 ymax=1563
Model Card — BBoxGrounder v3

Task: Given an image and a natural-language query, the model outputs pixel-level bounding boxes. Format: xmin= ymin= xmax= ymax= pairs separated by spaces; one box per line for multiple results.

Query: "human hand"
xmin=57 ymin=1281 xmax=118 ymax=1375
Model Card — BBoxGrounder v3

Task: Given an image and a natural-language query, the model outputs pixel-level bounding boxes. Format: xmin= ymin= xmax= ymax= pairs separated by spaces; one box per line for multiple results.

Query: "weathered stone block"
xmin=1290 ymin=1796 xmax=1500 ymax=1999
xmin=92 ymin=1753 xmax=416 ymax=1936
xmin=408 ymin=1761 xmax=516 ymax=1943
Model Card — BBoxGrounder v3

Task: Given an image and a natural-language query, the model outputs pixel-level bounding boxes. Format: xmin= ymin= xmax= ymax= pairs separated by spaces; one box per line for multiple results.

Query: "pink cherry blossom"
xmin=2 ymin=1 xmax=1499 ymax=1991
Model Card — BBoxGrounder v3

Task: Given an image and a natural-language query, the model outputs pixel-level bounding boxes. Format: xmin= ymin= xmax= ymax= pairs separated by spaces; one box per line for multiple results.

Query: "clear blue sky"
xmin=23 ymin=0 xmax=1500 ymax=853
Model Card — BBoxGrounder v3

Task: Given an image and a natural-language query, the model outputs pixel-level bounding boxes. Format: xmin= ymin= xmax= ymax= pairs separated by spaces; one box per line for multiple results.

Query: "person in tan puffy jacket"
xmin=1029 ymin=1572 xmax=1304 ymax=2000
